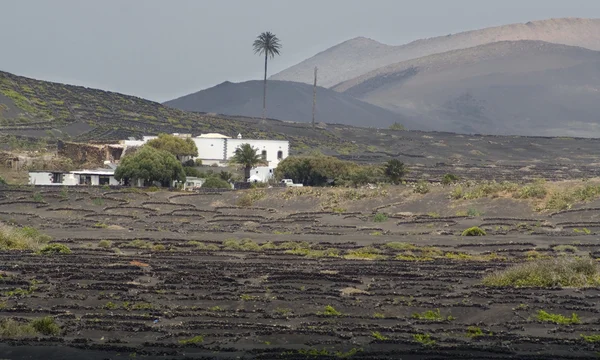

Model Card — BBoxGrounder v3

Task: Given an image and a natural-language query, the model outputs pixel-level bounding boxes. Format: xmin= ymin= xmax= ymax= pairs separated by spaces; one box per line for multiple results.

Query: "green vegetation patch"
xmin=317 ymin=305 xmax=343 ymax=317
xmin=461 ymin=226 xmax=486 ymax=236
xmin=482 ymin=257 xmax=600 ymax=288
xmin=38 ymin=243 xmax=71 ymax=255
xmin=534 ymin=310 xmax=580 ymax=325
xmin=412 ymin=308 xmax=455 ymax=322
xmin=178 ymin=335 xmax=204 ymax=345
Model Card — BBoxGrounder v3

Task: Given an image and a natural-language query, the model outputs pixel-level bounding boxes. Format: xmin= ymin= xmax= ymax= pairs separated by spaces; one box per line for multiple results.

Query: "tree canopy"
xmin=275 ymin=155 xmax=358 ymax=187
xmin=231 ymin=143 xmax=264 ymax=180
xmin=146 ymin=134 xmax=198 ymax=159
xmin=115 ymin=146 xmax=186 ymax=187
xmin=253 ymin=32 xmax=282 ymax=59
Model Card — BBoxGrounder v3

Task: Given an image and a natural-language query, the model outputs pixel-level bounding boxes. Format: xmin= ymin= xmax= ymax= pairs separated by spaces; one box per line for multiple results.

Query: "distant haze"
xmin=2 ymin=0 xmax=600 ymax=101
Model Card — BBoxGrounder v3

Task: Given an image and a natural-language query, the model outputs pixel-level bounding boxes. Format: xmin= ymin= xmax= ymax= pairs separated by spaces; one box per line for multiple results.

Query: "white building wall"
xmin=248 ymin=167 xmax=275 ymax=183
xmin=226 ymin=139 xmax=289 ymax=168
xmin=62 ymin=173 xmax=79 ymax=186
xmin=28 ymin=172 xmax=54 ymax=185
xmin=192 ymin=138 xmax=226 ymax=163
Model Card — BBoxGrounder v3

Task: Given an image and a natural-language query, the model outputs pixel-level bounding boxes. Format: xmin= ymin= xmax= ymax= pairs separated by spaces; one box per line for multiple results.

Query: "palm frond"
xmin=253 ymin=31 xmax=282 ymax=58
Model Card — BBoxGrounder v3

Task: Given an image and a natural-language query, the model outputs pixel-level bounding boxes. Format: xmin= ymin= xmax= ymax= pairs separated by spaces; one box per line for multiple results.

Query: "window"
xmin=51 ymin=173 xmax=63 ymax=184
xmin=99 ymin=176 xmax=110 ymax=185
xmin=79 ymin=175 xmax=91 ymax=185
xmin=261 ymin=150 xmax=267 ymax=160
xmin=277 ymin=150 xmax=283 ymax=160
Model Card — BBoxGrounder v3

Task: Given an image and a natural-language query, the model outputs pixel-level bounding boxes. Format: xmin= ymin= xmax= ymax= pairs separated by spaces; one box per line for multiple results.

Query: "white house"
xmin=120 ymin=133 xmax=289 ymax=169
xmin=29 ymin=169 xmax=121 ymax=186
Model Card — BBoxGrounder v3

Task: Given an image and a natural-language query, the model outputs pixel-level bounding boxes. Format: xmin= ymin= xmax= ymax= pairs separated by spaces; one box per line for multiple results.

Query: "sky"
xmin=2 ymin=0 xmax=600 ymax=102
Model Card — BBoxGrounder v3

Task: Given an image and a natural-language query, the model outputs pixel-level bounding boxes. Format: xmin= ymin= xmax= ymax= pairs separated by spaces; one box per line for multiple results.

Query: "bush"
xmin=515 ymin=180 xmax=547 ymax=199
xmin=482 ymin=257 xmax=600 ymax=288
xmin=183 ymin=159 xmax=195 ymax=167
xmin=383 ymin=159 xmax=406 ymax=184
xmin=318 ymin=305 xmax=342 ymax=317
xmin=0 ymin=176 xmax=6 ymax=185
xmin=461 ymin=227 xmax=486 ymax=236
xmin=195 ymin=159 xmax=203 ymax=166
xmin=414 ymin=180 xmax=430 ymax=194
xmin=39 ymin=243 xmax=72 ymax=255
xmin=184 ymin=166 xmax=202 ymax=178
xmin=0 ymin=225 xmax=51 ymax=251
xmin=275 ymin=154 xmax=358 ymax=187
xmin=441 ymin=173 xmax=459 ymax=185
xmin=30 ymin=316 xmax=60 ymax=336
xmin=373 ymin=213 xmax=388 ymax=222
xmin=201 ymin=177 xmax=231 ymax=189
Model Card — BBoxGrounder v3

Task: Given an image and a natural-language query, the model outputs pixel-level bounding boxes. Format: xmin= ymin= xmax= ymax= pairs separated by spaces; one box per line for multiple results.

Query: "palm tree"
xmin=253 ymin=31 xmax=282 ymax=121
xmin=231 ymin=143 xmax=263 ymax=181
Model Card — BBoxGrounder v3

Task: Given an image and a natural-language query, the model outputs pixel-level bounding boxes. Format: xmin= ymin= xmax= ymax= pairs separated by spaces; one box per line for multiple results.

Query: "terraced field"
xmin=2 ymin=182 xmax=600 ymax=359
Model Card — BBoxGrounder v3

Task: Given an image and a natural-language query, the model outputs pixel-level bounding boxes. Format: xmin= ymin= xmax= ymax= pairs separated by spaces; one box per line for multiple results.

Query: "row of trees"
xmin=275 ymin=154 xmax=407 ymax=187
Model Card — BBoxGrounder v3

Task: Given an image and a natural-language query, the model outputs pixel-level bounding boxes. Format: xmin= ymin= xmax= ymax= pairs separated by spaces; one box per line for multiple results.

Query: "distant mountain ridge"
xmin=332 ymin=40 xmax=600 ymax=136
xmin=163 ymin=80 xmax=418 ymax=129
xmin=271 ymin=18 xmax=600 ymax=87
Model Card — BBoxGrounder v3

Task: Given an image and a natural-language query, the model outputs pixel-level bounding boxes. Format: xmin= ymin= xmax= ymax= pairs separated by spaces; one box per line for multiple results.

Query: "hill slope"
xmin=271 ymin=18 xmax=600 ymax=88
xmin=163 ymin=80 xmax=418 ymax=129
xmin=331 ymin=40 xmax=600 ymax=136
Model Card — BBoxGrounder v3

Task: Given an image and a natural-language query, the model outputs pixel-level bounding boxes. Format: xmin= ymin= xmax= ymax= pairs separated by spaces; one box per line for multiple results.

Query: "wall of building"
xmin=192 ymin=138 xmax=226 ymax=162
xmin=29 ymin=172 xmax=54 ymax=185
xmin=248 ymin=166 xmax=275 ymax=183
xmin=226 ymin=139 xmax=289 ymax=168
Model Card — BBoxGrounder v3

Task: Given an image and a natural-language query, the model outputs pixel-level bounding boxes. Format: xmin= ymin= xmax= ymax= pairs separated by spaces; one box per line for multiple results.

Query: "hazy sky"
xmin=2 ymin=0 xmax=600 ymax=102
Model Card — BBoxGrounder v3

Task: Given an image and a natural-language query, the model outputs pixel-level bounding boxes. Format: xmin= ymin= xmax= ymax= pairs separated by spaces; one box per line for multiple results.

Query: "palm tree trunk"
xmin=262 ymin=52 xmax=268 ymax=122
xmin=245 ymin=166 xmax=251 ymax=181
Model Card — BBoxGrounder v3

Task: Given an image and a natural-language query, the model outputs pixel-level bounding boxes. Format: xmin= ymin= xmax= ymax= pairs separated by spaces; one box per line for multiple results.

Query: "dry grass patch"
xmin=0 ymin=225 xmax=51 ymax=251
xmin=483 ymin=257 xmax=600 ymax=288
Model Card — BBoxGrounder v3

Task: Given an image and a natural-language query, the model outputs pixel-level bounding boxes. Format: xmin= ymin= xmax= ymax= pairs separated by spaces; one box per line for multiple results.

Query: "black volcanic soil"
xmin=1 ymin=183 xmax=600 ymax=359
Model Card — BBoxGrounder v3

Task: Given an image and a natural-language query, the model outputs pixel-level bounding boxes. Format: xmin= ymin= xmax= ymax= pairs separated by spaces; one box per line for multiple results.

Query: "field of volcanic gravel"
xmin=2 ymin=180 xmax=600 ymax=359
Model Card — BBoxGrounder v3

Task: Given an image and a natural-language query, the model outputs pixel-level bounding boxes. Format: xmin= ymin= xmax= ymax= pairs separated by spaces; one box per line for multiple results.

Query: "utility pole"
xmin=312 ymin=67 xmax=318 ymax=130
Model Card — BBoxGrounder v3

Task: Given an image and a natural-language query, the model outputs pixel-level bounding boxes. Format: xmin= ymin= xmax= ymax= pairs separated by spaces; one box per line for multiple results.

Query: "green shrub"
xmin=32 ymin=192 xmax=44 ymax=202
xmin=318 ymin=305 xmax=342 ymax=317
xmin=413 ymin=333 xmax=435 ymax=346
xmin=201 ymin=177 xmax=231 ymax=189
xmin=515 ymin=180 xmax=547 ymax=199
xmin=152 ymin=244 xmax=166 ymax=251
xmin=465 ymin=326 xmax=484 ymax=338
xmin=373 ymin=213 xmax=388 ymax=222
xmin=412 ymin=308 xmax=454 ymax=321
xmin=183 ymin=166 xmax=202 ymax=178
xmin=39 ymin=243 xmax=72 ymax=255
xmin=98 ymin=240 xmax=112 ymax=249
xmin=413 ymin=180 xmax=430 ymax=194
xmin=482 ymin=257 xmax=600 ymax=288
xmin=0 ymin=176 xmax=6 ymax=185
xmin=535 ymin=310 xmax=580 ymax=325
xmin=30 ymin=316 xmax=60 ymax=336
xmin=461 ymin=227 xmax=486 ymax=236
xmin=441 ymin=173 xmax=459 ymax=185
